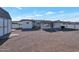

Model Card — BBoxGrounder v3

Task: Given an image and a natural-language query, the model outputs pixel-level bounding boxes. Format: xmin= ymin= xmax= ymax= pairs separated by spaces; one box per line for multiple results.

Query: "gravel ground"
xmin=0 ymin=29 xmax=79 ymax=52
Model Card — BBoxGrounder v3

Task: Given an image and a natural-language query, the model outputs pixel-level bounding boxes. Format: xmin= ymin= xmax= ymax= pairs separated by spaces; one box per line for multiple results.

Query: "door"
xmin=61 ymin=26 xmax=65 ymax=30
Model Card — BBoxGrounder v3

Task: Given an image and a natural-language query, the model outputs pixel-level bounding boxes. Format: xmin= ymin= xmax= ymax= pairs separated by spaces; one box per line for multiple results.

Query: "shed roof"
xmin=0 ymin=7 xmax=11 ymax=19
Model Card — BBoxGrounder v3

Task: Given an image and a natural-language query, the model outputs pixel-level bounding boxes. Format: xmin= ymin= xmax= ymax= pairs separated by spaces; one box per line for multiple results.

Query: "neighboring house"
xmin=41 ymin=20 xmax=53 ymax=29
xmin=12 ymin=21 xmax=22 ymax=29
xmin=74 ymin=22 xmax=79 ymax=29
xmin=21 ymin=19 xmax=53 ymax=30
xmin=53 ymin=20 xmax=79 ymax=30
xmin=21 ymin=19 xmax=35 ymax=30
xmin=39 ymin=20 xmax=79 ymax=30
xmin=18 ymin=19 xmax=79 ymax=31
xmin=34 ymin=20 xmax=41 ymax=29
xmin=0 ymin=8 xmax=12 ymax=39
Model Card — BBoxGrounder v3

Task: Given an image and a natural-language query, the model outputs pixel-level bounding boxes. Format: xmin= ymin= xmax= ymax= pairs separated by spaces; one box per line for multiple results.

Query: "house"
xmin=34 ymin=20 xmax=41 ymax=29
xmin=12 ymin=21 xmax=22 ymax=29
xmin=19 ymin=19 xmax=79 ymax=31
xmin=20 ymin=19 xmax=53 ymax=30
xmin=21 ymin=19 xmax=41 ymax=30
xmin=40 ymin=20 xmax=79 ymax=31
xmin=41 ymin=20 xmax=53 ymax=29
xmin=53 ymin=20 xmax=79 ymax=30
xmin=74 ymin=22 xmax=79 ymax=29
xmin=21 ymin=19 xmax=35 ymax=30
xmin=0 ymin=8 xmax=12 ymax=39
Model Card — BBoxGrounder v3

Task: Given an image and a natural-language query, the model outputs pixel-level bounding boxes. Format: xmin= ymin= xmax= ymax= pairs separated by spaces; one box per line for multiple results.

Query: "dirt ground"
xmin=0 ymin=29 xmax=79 ymax=52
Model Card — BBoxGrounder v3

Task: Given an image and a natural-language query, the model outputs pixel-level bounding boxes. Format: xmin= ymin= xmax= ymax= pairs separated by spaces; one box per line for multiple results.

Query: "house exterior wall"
xmin=75 ymin=24 xmax=79 ymax=29
xmin=34 ymin=21 xmax=41 ymax=29
xmin=8 ymin=19 xmax=11 ymax=33
xmin=12 ymin=21 xmax=22 ymax=29
xmin=0 ymin=17 xmax=11 ymax=39
xmin=53 ymin=23 xmax=62 ymax=29
xmin=19 ymin=22 xmax=22 ymax=29
xmin=4 ymin=18 xmax=8 ymax=35
xmin=34 ymin=21 xmax=40 ymax=27
xmin=41 ymin=23 xmax=51 ymax=29
xmin=0 ymin=17 xmax=3 ymax=36
xmin=66 ymin=24 xmax=75 ymax=29
xmin=0 ymin=8 xmax=12 ymax=39
xmin=21 ymin=21 xmax=33 ymax=29
xmin=12 ymin=24 xmax=20 ymax=29
xmin=53 ymin=22 xmax=79 ymax=30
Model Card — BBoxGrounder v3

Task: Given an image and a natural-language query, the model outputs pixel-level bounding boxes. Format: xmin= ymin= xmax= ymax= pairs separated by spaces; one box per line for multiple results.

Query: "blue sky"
xmin=3 ymin=7 xmax=79 ymax=21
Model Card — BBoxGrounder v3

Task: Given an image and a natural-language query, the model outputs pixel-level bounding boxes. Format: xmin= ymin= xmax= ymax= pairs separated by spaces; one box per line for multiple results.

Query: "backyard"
xmin=0 ymin=29 xmax=79 ymax=52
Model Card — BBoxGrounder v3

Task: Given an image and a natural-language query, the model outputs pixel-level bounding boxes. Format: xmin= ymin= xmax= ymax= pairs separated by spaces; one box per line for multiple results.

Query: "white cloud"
xmin=59 ymin=11 xmax=64 ymax=14
xmin=35 ymin=14 xmax=43 ymax=16
xmin=46 ymin=11 xmax=55 ymax=15
xmin=25 ymin=15 xmax=36 ymax=19
xmin=56 ymin=12 xmax=79 ymax=21
xmin=12 ymin=15 xmax=35 ymax=21
xmin=66 ymin=13 xmax=79 ymax=22
xmin=12 ymin=14 xmax=44 ymax=21
xmin=67 ymin=17 xmax=79 ymax=22
xmin=15 ymin=7 xmax=22 ymax=10
xmin=43 ymin=12 xmax=79 ymax=21
xmin=12 ymin=11 xmax=79 ymax=22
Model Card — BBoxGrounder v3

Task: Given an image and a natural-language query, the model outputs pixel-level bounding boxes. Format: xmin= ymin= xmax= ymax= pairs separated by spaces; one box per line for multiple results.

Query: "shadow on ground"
xmin=42 ymin=29 xmax=57 ymax=33
xmin=43 ymin=29 xmax=79 ymax=33
xmin=21 ymin=28 xmax=40 ymax=31
xmin=0 ymin=33 xmax=10 ymax=46
xmin=0 ymin=38 xmax=9 ymax=46
xmin=62 ymin=29 xmax=79 ymax=32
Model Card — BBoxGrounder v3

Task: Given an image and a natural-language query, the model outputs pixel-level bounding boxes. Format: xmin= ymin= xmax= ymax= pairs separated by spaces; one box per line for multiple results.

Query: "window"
xmin=26 ymin=22 xmax=29 ymax=24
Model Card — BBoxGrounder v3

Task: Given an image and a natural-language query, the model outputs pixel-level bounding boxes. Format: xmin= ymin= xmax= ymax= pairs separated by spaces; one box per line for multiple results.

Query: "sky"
xmin=3 ymin=7 xmax=79 ymax=22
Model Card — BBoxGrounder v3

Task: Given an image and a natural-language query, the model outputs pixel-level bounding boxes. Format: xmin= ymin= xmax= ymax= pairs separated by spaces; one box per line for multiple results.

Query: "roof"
xmin=20 ymin=19 xmax=35 ymax=22
xmin=0 ymin=7 xmax=11 ymax=19
xmin=41 ymin=20 xmax=53 ymax=24
xmin=20 ymin=19 xmax=79 ymax=24
xmin=53 ymin=20 xmax=79 ymax=24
